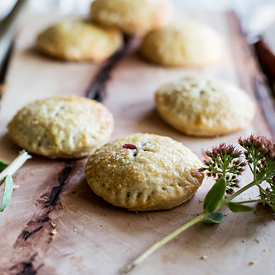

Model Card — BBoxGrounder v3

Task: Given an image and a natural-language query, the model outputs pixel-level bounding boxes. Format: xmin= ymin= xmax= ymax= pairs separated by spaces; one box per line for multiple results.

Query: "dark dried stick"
xmin=86 ymin=35 xmax=134 ymax=101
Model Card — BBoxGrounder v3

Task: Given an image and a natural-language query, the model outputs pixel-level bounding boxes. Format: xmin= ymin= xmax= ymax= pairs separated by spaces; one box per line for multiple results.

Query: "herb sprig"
xmin=0 ymin=151 xmax=31 ymax=212
xmin=122 ymin=135 xmax=275 ymax=274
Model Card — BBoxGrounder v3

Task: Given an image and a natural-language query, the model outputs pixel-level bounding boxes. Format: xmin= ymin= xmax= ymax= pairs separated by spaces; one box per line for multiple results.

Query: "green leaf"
xmin=0 ymin=160 xmax=8 ymax=172
xmin=0 ymin=175 xmax=13 ymax=212
xmin=226 ymin=202 xmax=254 ymax=213
xmin=203 ymin=212 xmax=224 ymax=224
xmin=256 ymin=170 xmax=266 ymax=181
xmin=203 ymin=177 xmax=226 ymax=214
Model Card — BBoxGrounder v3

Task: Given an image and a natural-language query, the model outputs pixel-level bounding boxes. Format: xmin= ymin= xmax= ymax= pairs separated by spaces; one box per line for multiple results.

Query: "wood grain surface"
xmin=0 ymin=11 xmax=274 ymax=275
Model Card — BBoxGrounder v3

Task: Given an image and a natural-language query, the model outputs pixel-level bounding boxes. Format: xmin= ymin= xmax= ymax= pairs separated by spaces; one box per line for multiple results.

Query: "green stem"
xmin=223 ymin=179 xmax=261 ymax=203
xmin=122 ymin=176 xmax=266 ymax=274
xmin=265 ymin=163 xmax=275 ymax=178
xmin=252 ymin=148 xmax=261 ymax=181
xmin=248 ymin=163 xmax=254 ymax=175
xmin=232 ymin=199 xmax=267 ymax=204
xmin=122 ymin=212 xmax=209 ymax=274
xmin=257 ymin=184 xmax=265 ymax=191
xmin=253 ymin=161 xmax=257 ymax=181
xmin=222 ymin=155 xmax=228 ymax=178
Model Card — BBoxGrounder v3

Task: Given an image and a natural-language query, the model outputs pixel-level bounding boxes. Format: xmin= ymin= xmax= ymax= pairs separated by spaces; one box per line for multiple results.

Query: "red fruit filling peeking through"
xmin=123 ymin=144 xmax=137 ymax=150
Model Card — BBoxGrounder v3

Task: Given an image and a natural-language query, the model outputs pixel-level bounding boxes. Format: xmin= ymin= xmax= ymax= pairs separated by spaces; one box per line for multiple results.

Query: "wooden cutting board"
xmin=0 ymin=11 xmax=274 ymax=275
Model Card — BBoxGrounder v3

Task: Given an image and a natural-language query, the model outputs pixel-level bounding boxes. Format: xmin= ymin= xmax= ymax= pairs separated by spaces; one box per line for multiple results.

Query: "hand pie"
xmin=85 ymin=133 xmax=204 ymax=211
xmin=36 ymin=20 xmax=123 ymax=62
xmin=140 ymin=20 xmax=224 ymax=67
xmin=8 ymin=96 xmax=114 ymax=159
xmin=155 ymin=75 xmax=256 ymax=136
xmin=90 ymin=0 xmax=173 ymax=36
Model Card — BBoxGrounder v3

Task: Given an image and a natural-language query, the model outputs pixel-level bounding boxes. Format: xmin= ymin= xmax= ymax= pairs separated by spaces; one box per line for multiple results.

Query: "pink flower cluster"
xmin=238 ymin=135 xmax=275 ymax=160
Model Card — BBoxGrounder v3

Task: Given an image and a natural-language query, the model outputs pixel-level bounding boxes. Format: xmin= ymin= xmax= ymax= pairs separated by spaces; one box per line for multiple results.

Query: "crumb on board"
xmin=13 ymin=184 xmax=20 ymax=190
xmin=249 ymin=259 xmax=256 ymax=265
xmin=224 ymin=213 xmax=228 ymax=216
xmin=242 ymin=240 xmax=247 ymax=243
xmin=51 ymin=229 xmax=57 ymax=235
xmin=199 ymin=199 xmax=203 ymax=203
xmin=210 ymin=237 xmax=213 ymax=240
xmin=51 ymin=222 xmax=56 ymax=227
xmin=73 ymin=228 xmax=77 ymax=232
xmin=201 ymin=255 xmax=207 ymax=260
xmin=264 ymin=249 xmax=268 ymax=252
xmin=255 ymin=239 xmax=260 ymax=243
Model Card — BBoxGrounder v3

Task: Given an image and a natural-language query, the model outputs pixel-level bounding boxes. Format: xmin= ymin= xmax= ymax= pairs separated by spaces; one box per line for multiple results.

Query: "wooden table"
xmin=0 ymin=11 xmax=274 ymax=275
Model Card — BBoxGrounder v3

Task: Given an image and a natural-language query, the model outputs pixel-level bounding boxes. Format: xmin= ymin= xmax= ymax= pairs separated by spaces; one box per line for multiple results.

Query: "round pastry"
xmin=140 ymin=20 xmax=224 ymax=67
xmin=155 ymin=75 xmax=256 ymax=137
xmin=8 ymin=96 xmax=114 ymax=159
xmin=85 ymin=133 xmax=204 ymax=211
xmin=90 ymin=0 xmax=173 ymax=36
xmin=36 ymin=20 xmax=123 ymax=62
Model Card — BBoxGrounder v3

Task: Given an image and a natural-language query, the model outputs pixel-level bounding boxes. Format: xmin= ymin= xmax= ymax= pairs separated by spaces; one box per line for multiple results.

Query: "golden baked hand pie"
xmin=8 ymin=96 xmax=114 ymax=159
xmin=85 ymin=133 xmax=204 ymax=211
xmin=140 ymin=20 xmax=224 ymax=67
xmin=36 ymin=20 xmax=123 ymax=62
xmin=90 ymin=0 xmax=173 ymax=36
xmin=155 ymin=75 xmax=256 ymax=136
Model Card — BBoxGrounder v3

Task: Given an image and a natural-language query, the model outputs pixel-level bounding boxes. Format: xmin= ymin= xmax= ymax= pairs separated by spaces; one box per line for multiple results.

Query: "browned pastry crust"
xmin=8 ymin=96 xmax=114 ymax=159
xmin=155 ymin=75 xmax=256 ymax=136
